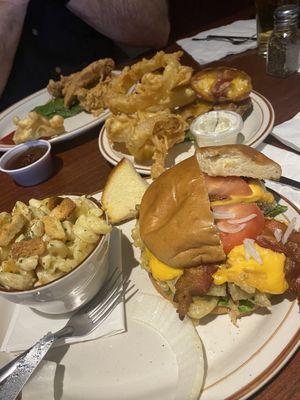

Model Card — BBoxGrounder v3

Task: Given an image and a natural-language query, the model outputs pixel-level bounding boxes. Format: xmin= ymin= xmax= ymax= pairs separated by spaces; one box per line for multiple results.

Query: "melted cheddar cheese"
xmin=146 ymin=248 xmax=183 ymax=281
xmin=211 ymin=179 xmax=274 ymax=206
xmin=213 ymin=243 xmax=288 ymax=294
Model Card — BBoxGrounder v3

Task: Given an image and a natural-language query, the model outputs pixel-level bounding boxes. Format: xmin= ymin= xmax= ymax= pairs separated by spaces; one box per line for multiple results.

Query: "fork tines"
xmin=88 ymin=275 xmax=126 ymax=319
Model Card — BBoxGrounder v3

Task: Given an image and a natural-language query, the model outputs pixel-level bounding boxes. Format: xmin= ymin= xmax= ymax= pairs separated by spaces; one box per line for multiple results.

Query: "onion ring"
xmin=104 ymin=51 xmax=195 ymax=114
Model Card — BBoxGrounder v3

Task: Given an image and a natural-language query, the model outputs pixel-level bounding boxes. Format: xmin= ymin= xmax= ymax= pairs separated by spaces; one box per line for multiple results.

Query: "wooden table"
xmin=0 ymin=39 xmax=299 ymax=400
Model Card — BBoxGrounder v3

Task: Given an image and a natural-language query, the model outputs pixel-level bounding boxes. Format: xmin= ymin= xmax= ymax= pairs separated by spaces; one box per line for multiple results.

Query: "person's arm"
xmin=0 ymin=0 xmax=29 ymax=97
xmin=67 ymin=0 xmax=170 ymax=48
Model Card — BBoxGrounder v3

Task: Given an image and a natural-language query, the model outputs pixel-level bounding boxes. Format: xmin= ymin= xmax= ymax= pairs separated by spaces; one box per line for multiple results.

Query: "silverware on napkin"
xmin=0 ymin=270 xmax=127 ymax=400
xmin=192 ymin=34 xmax=257 ymax=45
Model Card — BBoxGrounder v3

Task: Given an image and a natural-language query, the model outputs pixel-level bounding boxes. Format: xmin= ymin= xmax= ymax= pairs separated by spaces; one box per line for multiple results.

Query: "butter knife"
xmin=0 ymin=332 xmax=55 ymax=400
xmin=278 ymin=176 xmax=300 ymax=190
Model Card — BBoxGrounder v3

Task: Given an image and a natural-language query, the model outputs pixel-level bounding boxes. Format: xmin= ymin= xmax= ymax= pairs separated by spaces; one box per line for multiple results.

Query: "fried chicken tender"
xmin=105 ymin=110 xmax=187 ymax=178
xmin=76 ymin=77 xmax=111 ymax=116
xmin=104 ymin=51 xmax=195 ymax=114
xmin=47 ymin=58 xmax=115 ymax=108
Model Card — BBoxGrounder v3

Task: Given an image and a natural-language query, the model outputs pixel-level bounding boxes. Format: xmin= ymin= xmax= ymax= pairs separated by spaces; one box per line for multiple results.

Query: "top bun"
xmin=139 ymin=156 xmax=226 ymax=269
xmin=196 ymin=144 xmax=281 ymax=181
xmin=191 ymin=67 xmax=252 ymax=103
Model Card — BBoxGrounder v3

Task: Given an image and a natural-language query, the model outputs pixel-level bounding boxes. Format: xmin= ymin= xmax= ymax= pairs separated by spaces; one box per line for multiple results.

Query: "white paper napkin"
xmin=0 ymin=228 xmax=125 ymax=353
xmin=177 ymin=19 xmax=257 ymax=65
xmin=258 ymin=143 xmax=300 ymax=207
xmin=271 ymin=112 xmax=300 ymax=152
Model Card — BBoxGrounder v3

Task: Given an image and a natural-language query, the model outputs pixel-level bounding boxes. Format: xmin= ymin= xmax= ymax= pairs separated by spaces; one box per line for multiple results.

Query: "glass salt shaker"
xmin=267 ymin=4 xmax=300 ymax=78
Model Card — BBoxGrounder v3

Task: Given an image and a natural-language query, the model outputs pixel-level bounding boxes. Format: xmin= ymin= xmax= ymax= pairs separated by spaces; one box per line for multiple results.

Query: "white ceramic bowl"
xmin=0 ymin=196 xmax=110 ymax=314
xmin=0 ymin=140 xmax=52 ymax=186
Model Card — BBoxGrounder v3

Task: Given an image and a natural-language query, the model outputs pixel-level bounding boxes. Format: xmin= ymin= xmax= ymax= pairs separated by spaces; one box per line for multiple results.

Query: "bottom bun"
xmin=149 ymin=273 xmax=259 ymax=320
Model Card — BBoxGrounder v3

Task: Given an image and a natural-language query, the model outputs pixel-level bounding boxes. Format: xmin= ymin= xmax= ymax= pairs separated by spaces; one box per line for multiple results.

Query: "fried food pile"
xmin=104 ymin=53 xmax=253 ymax=178
xmin=48 ymin=58 xmax=115 ymax=116
xmin=106 ymin=110 xmax=187 ymax=178
xmin=105 ymin=51 xmax=196 ymax=178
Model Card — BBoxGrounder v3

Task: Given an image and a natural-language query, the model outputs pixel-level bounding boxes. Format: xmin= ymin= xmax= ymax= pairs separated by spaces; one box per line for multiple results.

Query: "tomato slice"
xmin=204 ymin=174 xmax=252 ymax=199
xmin=214 ymin=203 xmax=265 ymax=253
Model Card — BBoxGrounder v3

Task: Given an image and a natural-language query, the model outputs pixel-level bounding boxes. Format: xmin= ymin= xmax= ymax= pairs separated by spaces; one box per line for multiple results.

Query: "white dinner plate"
xmin=99 ymin=90 xmax=275 ymax=175
xmin=0 ymin=79 xmax=118 ymax=152
xmin=0 ymin=190 xmax=298 ymax=399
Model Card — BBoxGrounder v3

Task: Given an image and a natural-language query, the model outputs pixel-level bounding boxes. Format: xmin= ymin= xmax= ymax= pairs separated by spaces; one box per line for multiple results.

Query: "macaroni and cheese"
xmin=0 ymin=196 xmax=111 ymax=290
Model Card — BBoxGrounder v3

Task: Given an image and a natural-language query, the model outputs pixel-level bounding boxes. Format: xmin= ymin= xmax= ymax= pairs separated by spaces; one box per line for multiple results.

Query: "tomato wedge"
xmin=204 ymin=174 xmax=252 ymax=199
xmin=214 ymin=203 xmax=265 ymax=253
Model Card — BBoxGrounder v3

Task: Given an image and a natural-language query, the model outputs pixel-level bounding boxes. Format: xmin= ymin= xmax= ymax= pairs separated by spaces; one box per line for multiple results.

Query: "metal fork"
xmin=0 ymin=269 xmax=126 ymax=400
xmin=192 ymin=34 xmax=257 ymax=45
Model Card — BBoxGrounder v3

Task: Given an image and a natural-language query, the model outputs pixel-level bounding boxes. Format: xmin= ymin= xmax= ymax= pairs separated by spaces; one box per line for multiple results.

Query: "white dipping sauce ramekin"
xmin=190 ymin=110 xmax=243 ymax=147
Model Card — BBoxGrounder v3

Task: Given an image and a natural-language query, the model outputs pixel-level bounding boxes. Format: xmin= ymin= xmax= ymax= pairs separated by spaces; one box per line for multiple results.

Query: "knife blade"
xmin=278 ymin=176 xmax=300 ymax=190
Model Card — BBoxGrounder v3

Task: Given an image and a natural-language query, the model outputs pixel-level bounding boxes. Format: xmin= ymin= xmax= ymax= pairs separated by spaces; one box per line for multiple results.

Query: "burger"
xmin=134 ymin=144 xmax=300 ymax=323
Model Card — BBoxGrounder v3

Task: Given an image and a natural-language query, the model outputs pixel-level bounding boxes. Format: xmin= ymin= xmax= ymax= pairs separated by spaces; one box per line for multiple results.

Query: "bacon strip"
xmin=174 ymin=265 xmax=218 ymax=320
xmin=211 ymin=69 xmax=236 ymax=98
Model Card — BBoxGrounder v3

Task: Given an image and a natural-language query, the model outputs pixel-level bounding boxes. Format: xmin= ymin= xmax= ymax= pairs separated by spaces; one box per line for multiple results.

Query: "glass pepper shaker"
xmin=267 ymin=4 xmax=300 ymax=78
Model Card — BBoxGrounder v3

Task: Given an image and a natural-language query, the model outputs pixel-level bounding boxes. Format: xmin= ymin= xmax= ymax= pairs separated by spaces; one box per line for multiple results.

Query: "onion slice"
xmin=212 ymin=210 xmax=236 ymax=220
xmin=243 ymin=238 xmax=263 ymax=264
xmin=227 ymin=213 xmax=257 ymax=225
xmin=282 ymin=217 xmax=296 ymax=244
xmin=218 ymin=223 xmax=246 ymax=234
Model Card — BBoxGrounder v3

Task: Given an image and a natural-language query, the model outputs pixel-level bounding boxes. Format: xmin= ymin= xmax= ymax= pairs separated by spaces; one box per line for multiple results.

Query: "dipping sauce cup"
xmin=0 ymin=140 xmax=52 ymax=186
xmin=190 ymin=110 xmax=243 ymax=147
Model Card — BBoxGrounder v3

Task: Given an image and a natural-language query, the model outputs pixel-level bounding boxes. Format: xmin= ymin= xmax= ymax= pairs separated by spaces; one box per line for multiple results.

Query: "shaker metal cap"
xmin=274 ymin=4 xmax=299 ymax=22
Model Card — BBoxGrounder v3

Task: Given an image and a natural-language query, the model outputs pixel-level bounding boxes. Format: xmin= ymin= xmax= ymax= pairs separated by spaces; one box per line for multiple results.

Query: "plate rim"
xmin=98 ymin=90 xmax=275 ymax=175
xmin=0 ymin=87 xmax=111 ymax=152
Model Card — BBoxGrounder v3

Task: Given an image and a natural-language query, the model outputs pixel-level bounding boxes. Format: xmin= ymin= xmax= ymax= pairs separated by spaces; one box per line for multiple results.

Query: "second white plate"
xmin=99 ymin=91 xmax=275 ymax=175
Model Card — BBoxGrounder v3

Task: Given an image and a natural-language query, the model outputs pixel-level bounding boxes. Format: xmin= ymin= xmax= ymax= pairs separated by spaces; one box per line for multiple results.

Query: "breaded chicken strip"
xmin=47 ymin=58 xmax=115 ymax=107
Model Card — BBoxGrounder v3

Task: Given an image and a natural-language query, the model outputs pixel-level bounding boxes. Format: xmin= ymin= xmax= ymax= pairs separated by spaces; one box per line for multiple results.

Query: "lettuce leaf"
xmin=218 ymin=297 xmax=229 ymax=307
xmin=184 ymin=129 xmax=195 ymax=142
xmin=238 ymin=299 xmax=254 ymax=313
xmin=33 ymin=98 xmax=83 ymax=119
xmin=265 ymin=204 xmax=288 ymax=218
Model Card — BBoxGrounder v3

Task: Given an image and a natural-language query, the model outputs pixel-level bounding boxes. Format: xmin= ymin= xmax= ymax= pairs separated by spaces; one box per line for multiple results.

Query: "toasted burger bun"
xmin=139 ymin=155 xmax=226 ymax=269
xmin=191 ymin=67 xmax=252 ymax=103
xmin=149 ymin=273 xmax=258 ymax=319
xmin=196 ymin=144 xmax=281 ymax=181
